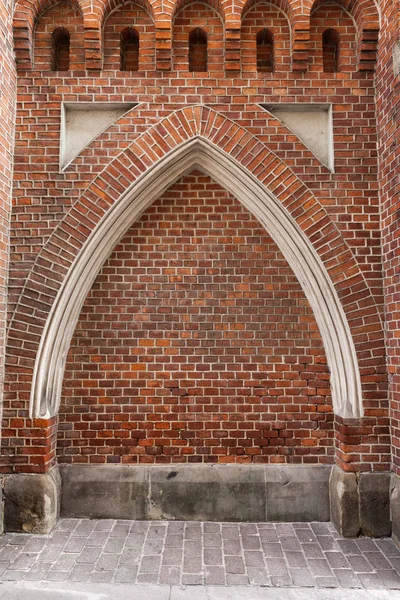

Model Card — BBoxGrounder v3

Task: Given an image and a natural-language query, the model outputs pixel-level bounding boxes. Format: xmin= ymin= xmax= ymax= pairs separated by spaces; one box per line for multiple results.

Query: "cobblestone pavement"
xmin=0 ymin=519 xmax=399 ymax=592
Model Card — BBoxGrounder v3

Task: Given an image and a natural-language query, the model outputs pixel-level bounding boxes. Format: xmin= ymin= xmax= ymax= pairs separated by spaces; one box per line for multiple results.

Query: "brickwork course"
xmin=0 ymin=0 xmax=400 ymax=549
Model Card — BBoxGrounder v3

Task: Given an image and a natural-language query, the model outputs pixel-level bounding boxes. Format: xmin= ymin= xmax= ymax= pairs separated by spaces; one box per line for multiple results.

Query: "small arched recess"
xmin=31 ymin=138 xmax=363 ymax=421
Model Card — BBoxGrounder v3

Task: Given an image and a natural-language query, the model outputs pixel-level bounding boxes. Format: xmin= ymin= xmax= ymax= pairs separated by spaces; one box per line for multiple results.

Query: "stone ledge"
xmin=60 ymin=464 xmax=331 ymax=523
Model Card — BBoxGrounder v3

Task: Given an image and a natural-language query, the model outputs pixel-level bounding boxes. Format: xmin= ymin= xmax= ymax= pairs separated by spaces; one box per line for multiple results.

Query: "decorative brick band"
xmin=12 ymin=0 xmax=379 ymax=71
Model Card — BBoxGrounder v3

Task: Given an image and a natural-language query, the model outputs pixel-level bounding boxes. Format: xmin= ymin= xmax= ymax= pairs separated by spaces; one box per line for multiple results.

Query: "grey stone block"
xmin=391 ymin=473 xmax=400 ymax=546
xmin=60 ymin=465 xmax=146 ymax=519
xmin=330 ymin=465 xmax=360 ymax=538
xmin=359 ymin=472 xmax=391 ymax=537
xmin=148 ymin=465 xmax=266 ymax=522
xmin=4 ymin=467 xmax=61 ymax=534
xmin=330 ymin=466 xmax=391 ymax=538
xmin=265 ymin=466 xmax=331 ymax=522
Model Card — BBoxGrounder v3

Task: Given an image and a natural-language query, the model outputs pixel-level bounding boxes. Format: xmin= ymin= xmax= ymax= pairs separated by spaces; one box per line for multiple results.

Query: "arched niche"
xmin=30 ymin=138 xmax=363 ymax=421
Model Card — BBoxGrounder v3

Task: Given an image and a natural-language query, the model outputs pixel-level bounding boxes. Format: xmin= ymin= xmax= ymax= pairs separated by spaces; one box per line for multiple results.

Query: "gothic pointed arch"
xmin=6 ymin=107 xmax=384 ymax=424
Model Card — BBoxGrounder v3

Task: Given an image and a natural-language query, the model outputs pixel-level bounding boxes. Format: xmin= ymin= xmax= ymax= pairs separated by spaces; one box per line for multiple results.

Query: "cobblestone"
xmin=0 ymin=519 xmax=398 ymax=590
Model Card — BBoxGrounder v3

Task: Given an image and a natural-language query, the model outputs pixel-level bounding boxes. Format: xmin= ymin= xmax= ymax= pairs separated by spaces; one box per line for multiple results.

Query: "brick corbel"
xmin=225 ymin=22 xmax=241 ymax=73
xmin=156 ymin=18 xmax=171 ymax=70
xmin=358 ymin=25 xmax=379 ymax=71
xmin=13 ymin=13 xmax=33 ymax=70
xmin=292 ymin=22 xmax=309 ymax=72
xmin=84 ymin=19 xmax=102 ymax=71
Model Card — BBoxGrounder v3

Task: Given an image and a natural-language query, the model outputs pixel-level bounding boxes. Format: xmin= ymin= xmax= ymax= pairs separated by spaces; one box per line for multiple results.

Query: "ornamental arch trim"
xmin=30 ymin=136 xmax=363 ymax=421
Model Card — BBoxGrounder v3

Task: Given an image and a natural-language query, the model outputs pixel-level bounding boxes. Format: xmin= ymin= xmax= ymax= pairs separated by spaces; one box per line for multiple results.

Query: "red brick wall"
xmin=0 ymin=0 xmax=15 ymax=446
xmin=58 ymin=172 xmax=333 ymax=465
xmin=378 ymin=0 xmax=400 ymax=475
xmin=1 ymin=0 xmax=391 ymax=475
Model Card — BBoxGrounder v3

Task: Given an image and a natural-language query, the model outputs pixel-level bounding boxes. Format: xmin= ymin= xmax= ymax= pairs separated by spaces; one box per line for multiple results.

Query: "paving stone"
xmin=162 ymin=547 xmax=183 ymax=566
xmin=159 ymin=566 xmax=181 ymax=584
xmin=183 ymin=555 xmax=202 ymax=573
xmin=94 ymin=521 xmax=115 ymax=532
xmin=85 ymin=531 xmax=109 ymax=547
xmin=44 ymin=570 xmax=69 ymax=581
xmin=68 ymin=564 xmax=92 ymax=582
xmin=244 ymin=550 xmax=264 ymax=567
xmin=23 ymin=562 xmax=51 ymax=581
xmin=76 ymin=547 xmax=101 ymax=564
xmin=73 ymin=522 xmax=96 ymax=536
xmin=223 ymin=539 xmax=241 ymax=555
xmin=104 ymin=538 xmax=125 ymax=553
xmin=333 ymin=568 xmax=362 ymax=588
xmin=119 ymin=547 xmax=141 ymax=565
xmin=64 ymin=537 xmax=86 ymax=553
xmin=247 ymin=567 xmax=269 ymax=585
xmin=165 ymin=535 xmax=183 ymax=547
xmin=184 ymin=540 xmax=202 ymax=556
xmin=226 ymin=574 xmax=249 ymax=585
xmin=357 ymin=572 xmax=386 ymax=589
xmin=203 ymin=534 xmax=221 ymax=548
xmin=148 ymin=525 xmax=167 ymax=538
xmin=285 ymin=551 xmax=307 ymax=568
xmin=296 ymin=529 xmax=317 ymax=544
xmin=52 ymin=553 xmax=78 ymax=571
xmin=23 ymin=539 xmax=47 ymax=553
xmin=114 ymin=564 xmax=138 ymax=583
xmin=303 ymin=543 xmax=324 ymax=558
xmin=182 ymin=573 xmax=204 ymax=585
xmin=347 ymin=555 xmax=374 ymax=573
xmin=144 ymin=538 xmax=164 ymax=555
xmin=38 ymin=546 xmax=63 ymax=562
xmin=96 ymin=553 xmax=120 ymax=571
xmin=308 ymin=559 xmax=334 ymax=578
xmin=2 ymin=571 xmax=26 ymax=581
xmin=204 ymin=523 xmax=220 ymax=533
xmin=221 ymin=524 xmax=240 ymax=540
xmin=364 ymin=551 xmax=392 ymax=570
xmin=240 ymin=524 xmax=258 ymax=535
xmin=337 ymin=540 xmax=360 ymax=555
xmin=125 ymin=534 xmax=145 ymax=550
xmin=242 ymin=536 xmax=261 ymax=550
xmin=315 ymin=576 xmax=339 ymax=588
xmin=204 ymin=549 xmax=222 ymax=566
xmin=378 ymin=569 xmax=400 ymax=589
xmin=225 ymin=556 xmax=245 ymax=574
xmin=137 ymin=573 xmax=158 ymax=584
xmin=259 ymin=529 xmax=278 ymax=543
xmin=270 ymin=574 xmax=293 ymax=587
xmin=8 ymin=553 xmax=37 ymax=570
xmin=266 ymin=558 xmax=288 ymax=577
xmin=325 ymin=552 xmax=349 ymax=569
xmin=317 ymin=536 xmax=338 ymax=552
xmin=290 ymin=568 xmax=315 ymax=587
xmin=204 ymin=566 xmax=225 ymax=585
xmin=139 ymin=555 xmax=161 ymax=573
xmin=261 ymin=542 xmax=283 ymax=558
xmin=278 ymin=536 xmax=302 ymax=553
xmin=375 ymin=539 xmax=400 ymax=556
xmin=90 ymin=570 xmax=114 ymax=583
